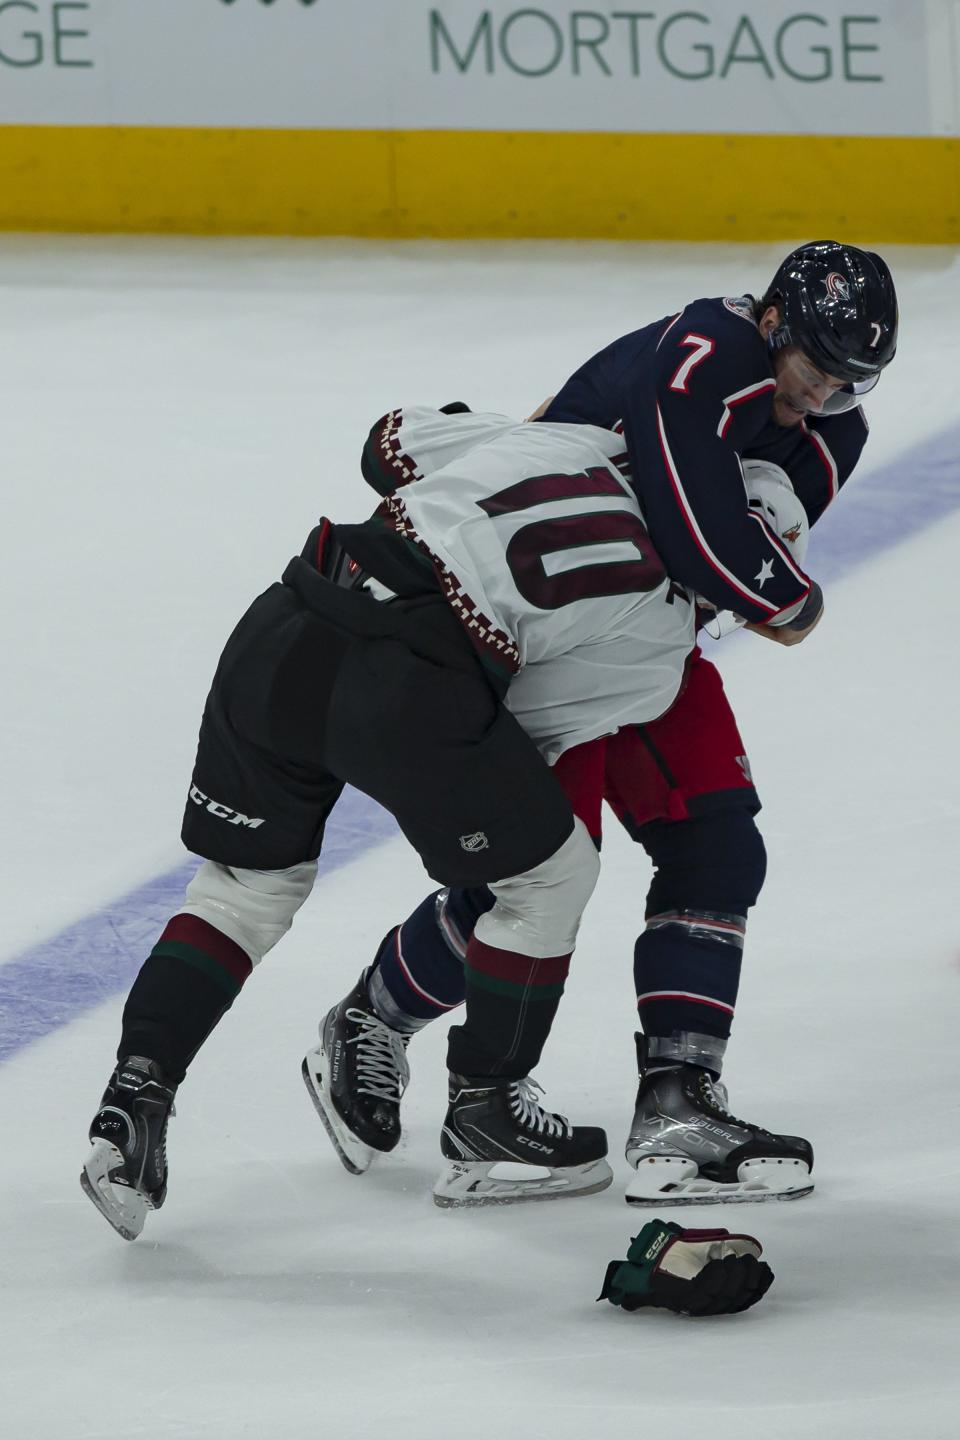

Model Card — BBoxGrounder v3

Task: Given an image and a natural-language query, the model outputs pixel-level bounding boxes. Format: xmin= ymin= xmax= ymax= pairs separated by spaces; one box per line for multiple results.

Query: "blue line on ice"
xmin=0 ymin=788 xmax=398 ymax=1063
xmin=1 ymin=421 xmax=957 ymax=1063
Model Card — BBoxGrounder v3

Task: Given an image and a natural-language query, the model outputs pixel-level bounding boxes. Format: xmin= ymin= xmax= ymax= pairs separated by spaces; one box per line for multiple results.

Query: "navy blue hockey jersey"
xmin=543 ymin=295 xmax=867 ymax=624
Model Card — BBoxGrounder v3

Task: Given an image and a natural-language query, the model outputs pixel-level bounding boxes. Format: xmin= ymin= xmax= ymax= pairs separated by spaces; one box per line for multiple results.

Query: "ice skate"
xmin=625 ymin=1036 xmax=813 ymax=1206
xmin=80 ymin=1056 xmax=176 ymax=1241
xmin=302 ymin=973 xmax=410 ymax=1175
xmin=434 ymin=1074 xmax=612 ymax=1207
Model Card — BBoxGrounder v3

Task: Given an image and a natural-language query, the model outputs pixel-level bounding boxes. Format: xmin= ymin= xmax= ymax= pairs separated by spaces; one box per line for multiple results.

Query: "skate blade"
xmin=625 ymin=1154 xmax=813 ymax=1206
xmin=80 ymin=1139 xmax=151 ymax=1241
xmin=300 ymin=1052 xmax=374 ymax=1176
xmin=433 ymin=1157 xmax=613 ymax=1208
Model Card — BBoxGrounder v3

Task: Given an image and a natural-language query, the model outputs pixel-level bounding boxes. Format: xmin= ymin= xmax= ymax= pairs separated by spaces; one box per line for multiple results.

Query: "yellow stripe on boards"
xmin=0 ymin=126 xmax=956 ymax=242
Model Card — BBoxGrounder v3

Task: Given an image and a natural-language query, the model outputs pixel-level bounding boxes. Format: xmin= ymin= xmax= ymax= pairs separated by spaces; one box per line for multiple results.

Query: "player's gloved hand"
xmin=746 ymin=580 xmax=824 ymax=646
xmin=597 ymin=1220 xmax=773 ymax=1317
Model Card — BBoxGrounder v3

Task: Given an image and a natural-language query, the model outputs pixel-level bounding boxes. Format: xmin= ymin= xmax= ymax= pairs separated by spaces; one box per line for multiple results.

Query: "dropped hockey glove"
xmin=598 ymin=1220 xmax=773 ymax=1317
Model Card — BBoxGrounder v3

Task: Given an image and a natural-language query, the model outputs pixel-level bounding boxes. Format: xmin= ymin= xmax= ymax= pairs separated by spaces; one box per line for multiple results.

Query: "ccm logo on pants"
xmin=188 ymin=785 xmax=265 ymax=829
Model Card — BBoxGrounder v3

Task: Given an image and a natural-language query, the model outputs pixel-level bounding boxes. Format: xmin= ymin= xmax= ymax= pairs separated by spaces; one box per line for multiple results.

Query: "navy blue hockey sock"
xmin=634 ymin=908 xmax=744 ymax=1043
xmin=632 ymin=809 xmax=765 ymax=1058
xmin=367 ymin=888 xmax=494 ymax=1031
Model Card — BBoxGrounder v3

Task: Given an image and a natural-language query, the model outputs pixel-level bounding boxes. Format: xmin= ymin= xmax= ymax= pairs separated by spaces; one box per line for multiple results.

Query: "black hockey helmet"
xmin=760 ymin=241 xmax=898 ymax=408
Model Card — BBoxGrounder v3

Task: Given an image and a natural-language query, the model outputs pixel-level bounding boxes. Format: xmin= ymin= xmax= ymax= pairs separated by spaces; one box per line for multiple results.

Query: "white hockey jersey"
xmin=372 ymin=407 xmax=696 ymax=764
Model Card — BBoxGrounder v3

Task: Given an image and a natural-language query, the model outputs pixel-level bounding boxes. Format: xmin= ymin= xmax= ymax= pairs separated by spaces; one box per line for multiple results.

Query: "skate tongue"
xmin=118 ymin=1058 xmax=154 ymax=1084
xmin=695 ymin=1071 xmax=732 ymax=1116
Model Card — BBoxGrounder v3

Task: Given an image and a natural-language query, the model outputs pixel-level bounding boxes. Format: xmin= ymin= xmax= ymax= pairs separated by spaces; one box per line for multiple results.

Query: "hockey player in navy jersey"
xmin=304 ymin=241 xmax=898 ymax=1207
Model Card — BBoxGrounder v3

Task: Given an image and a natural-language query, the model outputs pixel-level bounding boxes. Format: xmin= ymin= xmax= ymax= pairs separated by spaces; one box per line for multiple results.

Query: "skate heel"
xmin=301 ymin=1048 xmax=374 ymax=1175
xmin=80 ymin=1138 xmax=151 ymax=1242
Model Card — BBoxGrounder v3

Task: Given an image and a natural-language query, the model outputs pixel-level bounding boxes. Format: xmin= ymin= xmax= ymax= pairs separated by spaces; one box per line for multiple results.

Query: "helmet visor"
xmin=818 ymin=375 xmax=880 ymax=416
xmin=774 ymin=346 xmax=879 ymax=420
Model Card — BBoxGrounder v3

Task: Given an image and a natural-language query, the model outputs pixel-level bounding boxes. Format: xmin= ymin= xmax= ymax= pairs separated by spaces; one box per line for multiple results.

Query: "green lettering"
xmin=611 ymin=11 xmax=655 ymax=77
xmin=658 ymin=11 xmax=712 ymax=81
xmin=570 ymin=11 xmax=611 ymax=76
xmin=720 ymin=15 xmax=774 ymax=79
xmin=0 ymin=0 xmax=41 ymax=68
xmin=499 ymin=9 xmax=563 ymax=78
xmin=429 ymin=9 xmax=493 ymax=74
xmin=842 ymin=14 xmax=882 ymax=81
xmin=53 ymin=2 xmax=92 ymax=67
xmin=775 ymin=14 xmax=831 ymax=82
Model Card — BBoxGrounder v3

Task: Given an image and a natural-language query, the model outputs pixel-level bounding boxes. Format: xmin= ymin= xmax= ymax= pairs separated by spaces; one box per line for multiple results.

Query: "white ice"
xmin=0 ymin=237 xmax=958 ymax=1440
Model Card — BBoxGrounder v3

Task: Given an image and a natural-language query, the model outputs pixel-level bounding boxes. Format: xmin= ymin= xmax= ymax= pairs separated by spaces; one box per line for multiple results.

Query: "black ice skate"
xmin=80 ymin=1056 xmax=176 ymax=1241
xmin=624 ymin=1036 xmax=813 ymax=1206
xmin=302 ymin=973 xmax=410 ymax=1175
xmin=434 ymin=1074 xmax=613 ymax=1207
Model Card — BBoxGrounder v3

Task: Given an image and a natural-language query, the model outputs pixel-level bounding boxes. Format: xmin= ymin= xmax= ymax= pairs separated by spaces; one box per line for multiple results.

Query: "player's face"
xmin=770 ymin=345 xmax=847 ymax=427
xmin=757 ymin=306 xmax=848 ymax=427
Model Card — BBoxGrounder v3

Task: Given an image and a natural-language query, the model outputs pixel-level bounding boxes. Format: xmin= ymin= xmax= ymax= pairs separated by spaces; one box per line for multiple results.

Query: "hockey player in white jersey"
xmin=373 ymin=404 xmax=699 ymax=760
xmin=82 ymin=404 xmax=742 ymax=1237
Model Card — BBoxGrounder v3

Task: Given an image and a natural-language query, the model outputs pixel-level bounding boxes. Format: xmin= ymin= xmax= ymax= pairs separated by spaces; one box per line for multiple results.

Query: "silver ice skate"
xmin=625 ymin=1038 xmax=813 ymax=1206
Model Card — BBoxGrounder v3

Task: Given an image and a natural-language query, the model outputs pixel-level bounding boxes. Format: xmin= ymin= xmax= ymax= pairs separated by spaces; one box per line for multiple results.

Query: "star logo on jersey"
xmin=755 ymin=558 xmax=775 ymax=587
xmin=782 ymin=522 xmax=803 ymax=545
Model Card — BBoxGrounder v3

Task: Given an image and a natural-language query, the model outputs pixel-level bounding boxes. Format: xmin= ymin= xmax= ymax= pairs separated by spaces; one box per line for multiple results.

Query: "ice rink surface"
xmin=0 ymin=236 xmax=957 ymax=1439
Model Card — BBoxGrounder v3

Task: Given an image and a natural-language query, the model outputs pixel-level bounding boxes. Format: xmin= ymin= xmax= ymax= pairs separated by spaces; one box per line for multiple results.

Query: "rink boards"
xmin=1 ymin=1 xmax=958 ymax=241
xmin=0 ymin=126 xmax=956 ymax=242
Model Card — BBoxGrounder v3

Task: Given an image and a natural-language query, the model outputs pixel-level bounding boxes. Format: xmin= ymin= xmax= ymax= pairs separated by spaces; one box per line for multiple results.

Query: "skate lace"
xmin=698 ymin=1073 xmax=773 ymax=1138
xmin=508 ymin=1077 xmax=572 ymax=1139
xmin=345 ymin=1009 xmax=410 ymax=1102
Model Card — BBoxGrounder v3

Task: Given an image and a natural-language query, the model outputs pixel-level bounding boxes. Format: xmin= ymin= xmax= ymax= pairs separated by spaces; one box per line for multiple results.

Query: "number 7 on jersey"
xmin=669 ymin=333 xmax=716 ymax=393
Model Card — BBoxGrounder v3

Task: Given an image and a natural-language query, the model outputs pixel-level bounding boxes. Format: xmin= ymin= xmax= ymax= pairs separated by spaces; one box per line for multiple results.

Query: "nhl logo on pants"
xmin=459 ymin=831 xmax=489 ymax=852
